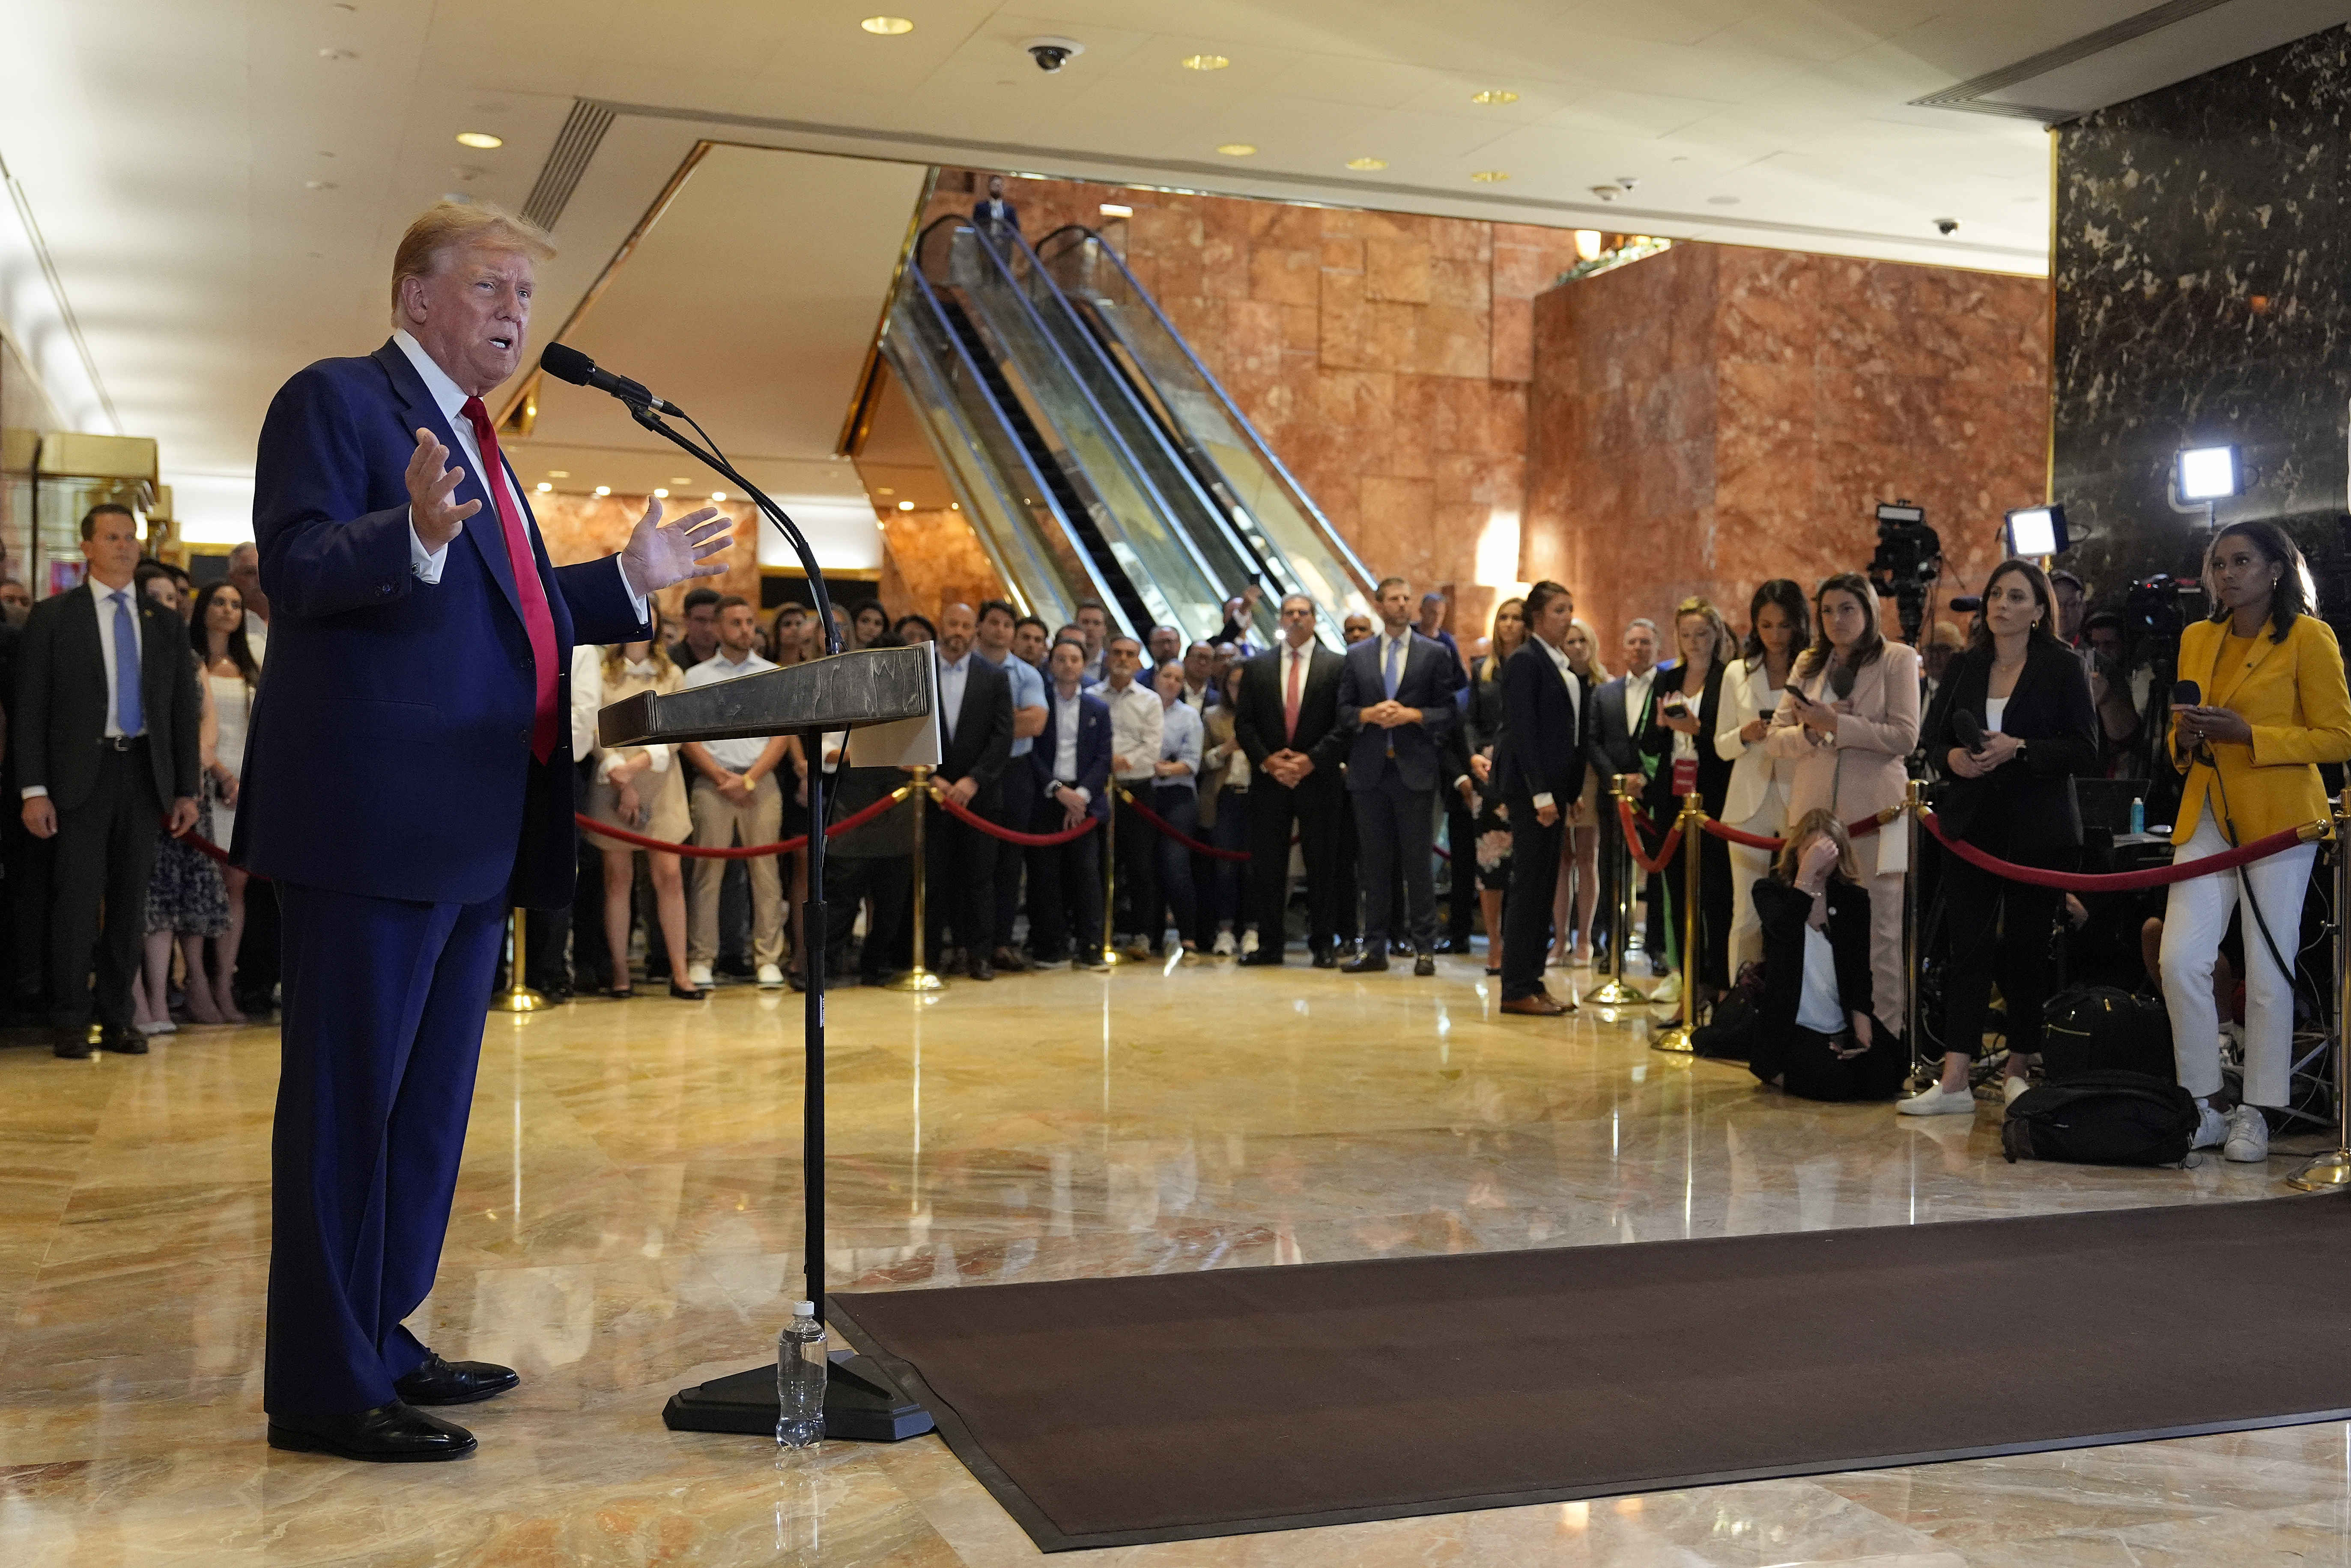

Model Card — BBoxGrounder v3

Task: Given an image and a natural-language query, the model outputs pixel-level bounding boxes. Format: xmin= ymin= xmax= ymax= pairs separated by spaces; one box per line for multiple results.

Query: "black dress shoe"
xmin=1435 ymin=936 xmax=1472 ymax=955
xmin=99 ymin=1026 xmax=149 ymax=1055
xmin=1239 ymin=949 xmax=1285 ymax=967
xmin=267 ymin=1400 xmax=476 ymax=1462
xmin=1341 ymin=952 xmax=1389 ymax=974
xmin=991 ymin=946 xmax=1031 ymax=973
xmin=967 ymin=956 xmax=996 ymax=982
xmin=394 ymin=1353 xmax=520 ymax=1406
xmin=1334 ymin=941 xmax=1361 ymax=963
xmin=1413 ymin=951 xmax=1437 ymax=977
xmin=52 ymin=1031 xmax=93 ymax=1060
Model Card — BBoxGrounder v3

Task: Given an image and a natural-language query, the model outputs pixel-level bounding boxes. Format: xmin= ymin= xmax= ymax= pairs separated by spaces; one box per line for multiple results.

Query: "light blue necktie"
xmin=1383 ymin=635 xmax=1402 ymax=701
xmin=110 ymin=590 xmax=144 ymax=735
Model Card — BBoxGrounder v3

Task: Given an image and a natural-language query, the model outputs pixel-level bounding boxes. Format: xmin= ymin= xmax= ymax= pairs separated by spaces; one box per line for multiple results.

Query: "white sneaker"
xmin=686 ymin=963 xmax=714 ymax=988
xmin=138 ymin=1019 xmax=177 ymax=1037
xmin=756 ymin=963 xmax=785 ymax=988
xmin=2190 ymin=1102 xmax=2226 ymax=1150
xmin=1649 ymin=972 xmax=1683 ymax=1005
xmin=1240 ymin=929 xmax=1259 ymax=956
xmin=2002 ymin=1076 xmax=2033 ymax=1105
xmin=2223 ymin=1103 xmax=2269 ymax=1163
xmin=1212 ymin=930 xmax=1236 ymax=957
xmin=1898 ymin=1084 xmax=1976 ymax=1116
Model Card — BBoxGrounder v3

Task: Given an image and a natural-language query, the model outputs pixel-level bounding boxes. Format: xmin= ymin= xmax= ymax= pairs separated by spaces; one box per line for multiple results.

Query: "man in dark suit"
xmin=1593 ymin=618 xmax=1666 ymax=971
xmin=1233 ymin=592 xmax=1347 ymax=966
xmin=973 ymin=173 xmax=1020 ymax=234
xmin=240 ymin=200 xmax=730 ymax=1463
xmin=1337 ymin=576 xmax=1463 ymax=975
xmin=1495 ymin=581 xmax=1589 ymax=1015
xmin=928 ymin=602 xmax=1015 ymax=979
xmin=1028 ymin=637 xmax=1112 ymax=966
xmin=16 ymin=504 xmax=202 ymax=1057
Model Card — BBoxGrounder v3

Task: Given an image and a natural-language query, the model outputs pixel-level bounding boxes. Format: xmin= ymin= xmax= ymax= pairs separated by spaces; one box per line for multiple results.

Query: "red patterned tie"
xmin=459 ymin=396 xmax=561 ymax=762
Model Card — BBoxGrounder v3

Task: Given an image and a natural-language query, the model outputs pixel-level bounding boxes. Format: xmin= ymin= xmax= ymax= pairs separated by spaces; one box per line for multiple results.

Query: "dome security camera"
xmin=1934 ymin=217 xmax=1960 ymax=236
xmin=1024 ymin=35 xmax=1085 ymax=72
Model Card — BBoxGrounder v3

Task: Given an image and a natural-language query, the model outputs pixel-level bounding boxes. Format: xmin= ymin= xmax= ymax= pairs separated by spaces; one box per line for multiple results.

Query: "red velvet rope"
xmin=179 ymin=829 xmax=267 ymax=881
xmin=1616 ymin=798 xmax=1684 ymax=876
xmin=1115 ymin=789 xmax=1249 ymax=861
xmin=575 ymin=785 xmax=907 ymax=859
xmin=933 ymin=786 xmax=1101 ymax=846
xmin=1920 ymin=810 xmax=2320 ymax=891
xmin=1700 ymin=810 xmax=1892 ymax=851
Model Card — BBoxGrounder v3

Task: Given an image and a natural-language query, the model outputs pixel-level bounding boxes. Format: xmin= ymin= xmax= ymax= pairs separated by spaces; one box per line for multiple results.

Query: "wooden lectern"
xmin=606 ymin=644 xmax=940 ymax=1442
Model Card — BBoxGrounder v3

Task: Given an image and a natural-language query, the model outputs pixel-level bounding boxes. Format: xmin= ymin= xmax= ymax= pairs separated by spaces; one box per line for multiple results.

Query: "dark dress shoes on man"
xmin=965 ymin=954 xmax=996 ymax=982
xmin=1310 ymin=945 xmax=1335 ymax=969
xmin=100 ymin=1025 xmax=149 ymax=1055
xmin=267 ymin=1400 xmax=477 ymax=1462
xmin=1341 ymin=951 xmax=1389 ymax=974
xmin=52 ymin=1032 xmax=93 ymax=1060
xmin=394 ymin=1352 xmax=520 ymax=1406
xmin=1500 ymin=991 xmax=1569 ymax=1017
xmin=1413 ymin=951 xmax=1437 ymax=977
xmin=991 ymin=946 xmax=1030 ymax=973
xmin=1240 ymin=948 xmax=1285 ymax=968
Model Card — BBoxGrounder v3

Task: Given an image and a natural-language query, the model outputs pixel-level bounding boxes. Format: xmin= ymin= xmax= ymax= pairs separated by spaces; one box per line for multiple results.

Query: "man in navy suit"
xmin=1494 ymin=581 xmax=1589 ymax=1015
xmin=1027 ymin=636 xmax=1112 ymax=967
xmin=1337 ymin=576 xmax=1462 ymax=975
xmin=928 ymin=602 xmax=1014 ymax=978
xmin=239 ymin=201 xmax=731 ymax=1463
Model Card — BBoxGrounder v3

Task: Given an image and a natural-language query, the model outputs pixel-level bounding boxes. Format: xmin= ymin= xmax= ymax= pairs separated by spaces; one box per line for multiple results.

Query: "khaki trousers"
xmin=687 ymin=774 xmax=785 ymax=969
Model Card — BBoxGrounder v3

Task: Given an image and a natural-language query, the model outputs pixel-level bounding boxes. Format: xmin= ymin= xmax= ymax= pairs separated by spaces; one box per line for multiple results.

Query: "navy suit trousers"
xmin=1354 ymin=771 xmax=1436 ymax=949
xmin=265 ymin=882 xmax=505 ymax=1416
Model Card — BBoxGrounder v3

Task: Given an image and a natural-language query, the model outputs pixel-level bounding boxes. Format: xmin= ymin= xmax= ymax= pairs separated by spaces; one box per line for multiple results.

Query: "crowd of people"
xmin=15 ymin=500 xmax=2351 ymax=1165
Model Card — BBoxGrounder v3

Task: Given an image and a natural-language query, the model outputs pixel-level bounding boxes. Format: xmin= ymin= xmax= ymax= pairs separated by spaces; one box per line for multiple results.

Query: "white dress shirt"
xmin=938 ymin=650 xmax=971 ymax=744
xmin=680 ymin=649 xmax=780 ymax=773
xmin=1528 ymin=633 xmax=1582 ymax=812
xmin=390 ymin=331 xmax=644 ymax=619
xmin=23 ymin=579 xmax=144 ymax=801
xmin=1102 ymin=679 xmax=1164 ymax=783
xmin=1050 ymin=688 xmax=1087 ymax=803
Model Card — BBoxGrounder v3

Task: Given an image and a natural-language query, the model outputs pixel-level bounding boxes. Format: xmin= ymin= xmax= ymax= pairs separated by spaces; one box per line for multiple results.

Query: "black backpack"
xmin=2002 ymin=1070 xmax=2200 ymax=1166
xmin=2040 ymin=987 xmax=2175 ymax=1082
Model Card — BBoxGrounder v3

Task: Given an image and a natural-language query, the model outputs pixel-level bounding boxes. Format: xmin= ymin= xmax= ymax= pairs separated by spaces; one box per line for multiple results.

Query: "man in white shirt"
xmin=680 ymin=596 xmax=789 ymax=989
xmin=1099 ymin=635 xmax=1163 ymax=954
xmin=1594 ymin=617 xmax=1662 ymax=971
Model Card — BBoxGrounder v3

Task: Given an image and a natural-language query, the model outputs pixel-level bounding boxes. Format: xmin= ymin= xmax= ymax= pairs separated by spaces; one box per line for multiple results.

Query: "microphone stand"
xmin=624 ymin=398 xmax=930 ymax=1442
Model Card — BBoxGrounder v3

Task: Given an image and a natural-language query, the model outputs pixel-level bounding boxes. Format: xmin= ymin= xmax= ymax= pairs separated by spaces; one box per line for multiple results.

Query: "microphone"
xmin=1949 ymin=595 xmax=1984 ymax=614
xmin=538 ymin=342 xmax=683 ymax=416
xmin=2172 ymin=680 xmax=2201 ymax=707
xmin=1952 ymin=709 xmax=1986 ymax=753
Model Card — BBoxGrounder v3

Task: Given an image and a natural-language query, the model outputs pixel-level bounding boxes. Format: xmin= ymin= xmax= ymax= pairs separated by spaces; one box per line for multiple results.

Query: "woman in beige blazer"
xmin=1766 ymin=573 xmax=1921 ymax=1031
xmin=1714 ymin=578 xmax=1808 ymax=974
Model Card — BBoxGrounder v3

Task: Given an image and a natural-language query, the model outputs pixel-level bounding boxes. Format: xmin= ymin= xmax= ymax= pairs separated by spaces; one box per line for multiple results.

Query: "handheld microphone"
xmin=1949 ymin=595 xmax=1984 ymax=614
xmin=538 ymin=342 xmax=683 ymax=416
xmin=2171 ymin=680 xmax=2201 ymax=707
xmin=1952 ymin=709 xmax=1986 ymax=752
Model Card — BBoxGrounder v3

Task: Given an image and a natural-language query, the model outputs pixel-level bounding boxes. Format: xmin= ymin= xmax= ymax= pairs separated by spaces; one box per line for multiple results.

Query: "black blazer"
xmin=1493 ymin=641 xmax=1588 ymax=807
xmin=1638 ymin=658 xmax=1731 ymax=818
xmin=15 ymin=582 xmax=202 ymax=814
xmin=1465 ymin=656 xmax=1507 ymax=757
xmin=1754 ymin=876 xmax=1874 ymax=1042
xmin=936 ymin=656 xmax=1014 ymax=797
xmin=1233 ymin=643 xmax=1347 ymax=777
xmin=1923 ymin=641 xmax=2099 ymax=850
xmin=1338 ymin=630 xmax=1462 ymax=793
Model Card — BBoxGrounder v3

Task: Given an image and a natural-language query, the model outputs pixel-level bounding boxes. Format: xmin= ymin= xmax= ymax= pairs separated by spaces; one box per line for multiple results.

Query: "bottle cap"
xmin=795 ymin=1300 xmax=817 ymax=1316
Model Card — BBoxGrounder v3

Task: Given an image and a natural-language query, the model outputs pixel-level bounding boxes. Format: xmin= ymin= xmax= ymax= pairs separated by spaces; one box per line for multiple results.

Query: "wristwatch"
xmin=2014 ymin=739 xmax=2029 ymax=765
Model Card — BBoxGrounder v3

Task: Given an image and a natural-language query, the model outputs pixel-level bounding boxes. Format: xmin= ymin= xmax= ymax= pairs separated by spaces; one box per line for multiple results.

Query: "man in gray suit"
xmin=1590 ymin=618 xmax=1662 ymax=971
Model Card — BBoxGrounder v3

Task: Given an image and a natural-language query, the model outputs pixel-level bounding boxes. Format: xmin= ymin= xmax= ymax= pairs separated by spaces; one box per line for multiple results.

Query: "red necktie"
xmin=459 ymin=397 xmax=561 ymax=762
xmin=1283 ymin=648 xmax=1302 ymax=743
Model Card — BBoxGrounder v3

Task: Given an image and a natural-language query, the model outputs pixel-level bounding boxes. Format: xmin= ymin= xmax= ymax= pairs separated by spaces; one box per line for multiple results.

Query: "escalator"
xmin=869 ymin=214 xmax=1372 ymax=648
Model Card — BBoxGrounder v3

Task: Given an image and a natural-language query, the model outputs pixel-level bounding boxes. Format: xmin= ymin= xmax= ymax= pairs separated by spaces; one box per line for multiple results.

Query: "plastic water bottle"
xmin=2129 ymin=797 xmax=2145 ymax=835
xmin=776 ymin=1300 xmax=827 ymax=1448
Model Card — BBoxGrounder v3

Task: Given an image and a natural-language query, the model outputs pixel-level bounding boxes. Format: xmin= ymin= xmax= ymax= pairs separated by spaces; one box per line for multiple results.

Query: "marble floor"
xmin=2 ymin=950 xmax=2346 ymax=1565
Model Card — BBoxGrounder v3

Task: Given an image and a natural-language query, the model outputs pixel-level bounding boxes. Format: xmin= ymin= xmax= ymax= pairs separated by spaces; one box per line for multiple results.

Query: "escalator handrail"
xmin=1032 ymin=224 xmax=1377 ymax=601
xmin=918 ymin=216 xmax=1234 ymax=637
xmin=892 ymin=263 xmax=1129 ymax=623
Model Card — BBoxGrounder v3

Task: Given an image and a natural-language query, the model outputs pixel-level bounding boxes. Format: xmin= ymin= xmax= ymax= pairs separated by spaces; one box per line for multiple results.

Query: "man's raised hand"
xmin=406 ymin=429 xmax=480 ymax=550
xmin=620 ymin=498 xmax=734 ymax=599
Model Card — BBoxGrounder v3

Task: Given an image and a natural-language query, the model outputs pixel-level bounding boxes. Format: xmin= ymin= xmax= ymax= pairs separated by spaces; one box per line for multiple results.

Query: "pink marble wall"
xmin=1528 ymin=243 xmax=2050 ymax=652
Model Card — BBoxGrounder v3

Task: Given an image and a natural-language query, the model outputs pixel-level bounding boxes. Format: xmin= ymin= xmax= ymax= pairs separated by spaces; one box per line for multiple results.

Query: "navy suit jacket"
xmin=1493 ymin=640 xmax=1589 ymax=807
xmin=236 ymin=340 xmax=649 ymax=908
xmin=1030 ymin=690 xmax=1112 ymax=820
xmin=1337 ymin=631 xmax=1462 ymax=793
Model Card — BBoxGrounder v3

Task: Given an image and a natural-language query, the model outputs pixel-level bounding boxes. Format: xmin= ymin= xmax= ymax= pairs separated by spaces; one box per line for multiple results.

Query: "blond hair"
xmin=1567 ymin=617 xmax=1611 ymax=683
xmin=1773 ymin=808 xmax=1861 ymax=885
xmin=389 ymin=199 xmax=555 ymax=315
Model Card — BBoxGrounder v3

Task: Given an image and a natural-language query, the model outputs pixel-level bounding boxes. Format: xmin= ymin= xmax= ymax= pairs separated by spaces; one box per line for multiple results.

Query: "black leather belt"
xmin=101 ymin=734 xmax=148 ymax=752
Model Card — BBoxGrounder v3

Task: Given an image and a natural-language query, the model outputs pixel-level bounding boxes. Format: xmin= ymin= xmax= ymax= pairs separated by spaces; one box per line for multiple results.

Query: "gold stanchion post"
xmin=887 ymin=766 xmax=945 ymax=992
xmin=1651 ymin=792 xmax=1704 ymax=1053
xmin=493 ymin=908 xmax=546 ymax=1013
xmin=1587 ymin=774 xmax=1648 ymax=1005
xmin=2290 ymin=787 xmax=2351 ymax=1190
xmin=1098 ymin=787 xmax=1126 ymax=965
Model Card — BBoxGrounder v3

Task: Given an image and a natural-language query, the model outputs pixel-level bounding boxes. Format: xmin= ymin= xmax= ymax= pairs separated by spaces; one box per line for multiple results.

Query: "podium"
xmin=604 ymin=644 xmax=939 ymax=1442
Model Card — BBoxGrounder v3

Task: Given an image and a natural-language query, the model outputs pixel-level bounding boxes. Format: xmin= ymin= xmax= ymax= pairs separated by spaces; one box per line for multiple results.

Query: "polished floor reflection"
xmin=2 ymin=954 xmax=2345 ymax=1565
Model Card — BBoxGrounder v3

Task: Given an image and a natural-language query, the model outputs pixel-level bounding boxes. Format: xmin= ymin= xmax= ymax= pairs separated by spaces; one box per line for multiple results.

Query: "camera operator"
xmin=2079 ymin=610 xmax=2147 ymax=778
xmin=2160 ymin=521 xmax=2351 ymax=1162
xmin=1903 ymin=560 xmax=2098 ymax=1117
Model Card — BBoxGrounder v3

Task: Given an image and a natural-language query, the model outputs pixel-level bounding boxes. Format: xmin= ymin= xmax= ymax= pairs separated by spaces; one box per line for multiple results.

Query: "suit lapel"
xmin=370 ymin=341 xmax=525 ymax=627
xmin=2211 ymin=618 xmax=2282 ymax=709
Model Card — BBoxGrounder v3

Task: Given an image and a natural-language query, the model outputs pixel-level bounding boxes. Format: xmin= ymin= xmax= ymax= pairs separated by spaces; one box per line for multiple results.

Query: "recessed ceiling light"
xmin=535 ymin=481 xmax=552 ymax=493
xmin=1470 ymin=170 xmax=1509 ymax=183
xmin=1345 ymin=157 xmax=1387 ymax=171
xmin=876 ymin=486 xmax=895 ymax=495
xmin=1706 ymin=195 xmax=1740 ymax=206
xmin=1470 ymin=89 xmax=1518 ymax=105
xmin=1216 ymin=143 xmax=1257 ymax=157
xmin=1181 ymin=54 xmax=1229 ymax=71
xmin=670 ymin=477 xmax=692 ymax=486
xmin=861 ymin=15 xmax=913 ymax=34
xmin=1100 ymin=203 xmax=1133 ymax=217
xmin=898 ymin=500 xmax=916 ymax=511
xmin=593 ymin=485 xmax=610 ymax=497
xmin=653 ymin=487 xmax=668 ymax=498
xmin=455 ymin=131 xmax=502 ymax=149
xmin=547 ymin=470 xmax=570 ymax=478
xmin=711 ymin=491 xmax=728 ymax=503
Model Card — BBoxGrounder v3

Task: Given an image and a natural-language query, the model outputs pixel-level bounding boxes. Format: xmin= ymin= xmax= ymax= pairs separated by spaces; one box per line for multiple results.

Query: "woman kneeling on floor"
xmin=1748 ymin=809 xmax=1909 ymax=1102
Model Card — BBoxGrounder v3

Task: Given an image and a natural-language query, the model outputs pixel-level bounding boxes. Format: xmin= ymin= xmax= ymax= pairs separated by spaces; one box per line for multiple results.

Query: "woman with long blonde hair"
xmin=1463 ymin=596 xmax=1528 ymax=974
xmin=1638 ymin=596 xmax=1739 ymax=1017
xmin=1745 ymin=809 xmax=1906 ymax=1100
xmin=581 ymin=604 xmax=703 ymax=999
xmin=1547 ymin=618 xmax=1611 ymax=967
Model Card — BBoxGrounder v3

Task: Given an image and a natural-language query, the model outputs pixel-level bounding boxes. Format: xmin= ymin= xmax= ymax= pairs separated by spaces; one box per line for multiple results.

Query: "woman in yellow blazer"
xmin=2160 ymin=520 xmax=2351 ymax=1162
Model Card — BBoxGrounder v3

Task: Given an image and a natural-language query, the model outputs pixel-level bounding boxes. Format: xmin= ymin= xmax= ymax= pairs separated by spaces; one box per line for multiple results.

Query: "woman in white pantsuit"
xmin=1714 ymin=580 xmax=1807 ymax=976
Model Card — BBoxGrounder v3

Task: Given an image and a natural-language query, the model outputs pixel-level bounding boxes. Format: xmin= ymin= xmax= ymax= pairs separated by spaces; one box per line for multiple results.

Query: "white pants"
xmin=2159 ymin=803 xmax=2315 ymax=1106
xmin=1725 ymin=787 xmax=1788 ymax=976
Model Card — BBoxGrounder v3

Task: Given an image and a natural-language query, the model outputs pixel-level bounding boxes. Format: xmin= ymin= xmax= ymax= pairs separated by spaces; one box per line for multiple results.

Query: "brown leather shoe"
xmin=1500 ymin=993 xmax=1569 ymax=1017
